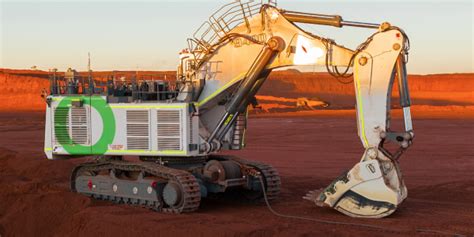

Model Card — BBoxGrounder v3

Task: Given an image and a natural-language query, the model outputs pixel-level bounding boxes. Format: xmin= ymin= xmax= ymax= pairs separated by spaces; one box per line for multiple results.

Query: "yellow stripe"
xmin=44 ymin=147 xmax=53 ymax=152
xmin=354 ymin=60 xmax=369 ymax=147
xmin=197 ymin=72 xmax=247 ymax=107
xmin=109 ymin=105 xmax=186 ymax=109
xmin=159 ymin=150 xmax=187 ymax=155
xmin=224 ymin=114 xmax=234 ymax=125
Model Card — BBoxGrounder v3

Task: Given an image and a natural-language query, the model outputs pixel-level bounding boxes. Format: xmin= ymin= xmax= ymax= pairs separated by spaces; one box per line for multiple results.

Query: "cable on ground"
xmin=256 ymin=175 xmax=466 ymax=237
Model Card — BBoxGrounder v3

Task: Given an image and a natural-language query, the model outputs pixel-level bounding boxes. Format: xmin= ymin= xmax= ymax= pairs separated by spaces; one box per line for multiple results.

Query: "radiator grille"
xmin=157 ymin=110 xmax=182 ymax=151
xmin=53 ymin=107 xmax=69 ymax=145
xmin=70 ymin=107 xmax=88 ymax=145
xmin=126 ymin=110 xmax=150 ymax=150
xmin=53 ymin=107 xmax=89 ymax=145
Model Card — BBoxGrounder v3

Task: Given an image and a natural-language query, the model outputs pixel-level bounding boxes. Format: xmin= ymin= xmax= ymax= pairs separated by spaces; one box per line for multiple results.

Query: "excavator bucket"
xmin=304 ymin=158 xmax=407 ymax=218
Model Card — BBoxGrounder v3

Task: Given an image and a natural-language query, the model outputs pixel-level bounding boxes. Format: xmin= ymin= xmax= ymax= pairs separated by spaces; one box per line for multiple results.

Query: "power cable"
xmin=256 ymin=175 xmax=466 ymax=237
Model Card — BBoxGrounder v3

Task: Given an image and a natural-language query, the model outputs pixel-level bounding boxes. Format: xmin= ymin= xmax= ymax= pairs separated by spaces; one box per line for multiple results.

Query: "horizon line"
xmin=1 ymin=67 xmax=473 ymax=76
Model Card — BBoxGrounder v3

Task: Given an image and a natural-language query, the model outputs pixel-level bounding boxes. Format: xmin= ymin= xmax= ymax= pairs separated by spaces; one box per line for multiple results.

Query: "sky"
xmin=1 ymin=0 xmax=473 ymax=74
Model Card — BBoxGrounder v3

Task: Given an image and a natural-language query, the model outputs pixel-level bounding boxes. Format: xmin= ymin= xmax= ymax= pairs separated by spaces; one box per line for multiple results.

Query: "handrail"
xmin=188 ymin=0 xmax=276 ymax=57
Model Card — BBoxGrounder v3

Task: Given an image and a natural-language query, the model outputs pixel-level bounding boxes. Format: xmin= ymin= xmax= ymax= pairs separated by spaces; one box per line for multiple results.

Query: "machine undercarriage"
xmin=71 ymin=155 xmax=280 ymax=213
xmin=44 ymin=0 xmax=413 ymax=218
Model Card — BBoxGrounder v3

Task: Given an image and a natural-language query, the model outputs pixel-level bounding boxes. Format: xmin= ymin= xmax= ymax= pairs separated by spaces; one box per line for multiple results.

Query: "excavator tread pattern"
xmin=220 ymin=155 xmax=281 ymax=200
xmin=70 ymin=160 xmax=201 ymax=214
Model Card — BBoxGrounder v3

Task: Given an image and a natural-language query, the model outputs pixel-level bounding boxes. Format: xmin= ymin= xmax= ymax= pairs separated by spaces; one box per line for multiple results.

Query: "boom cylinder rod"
xmin=207 ymin=37 xmax=285 ymax=145
xmin=396 ymin=55 xmax=411 ymax=108
xmin=216 ymin=72 xmax=270 ymax=141
xmin=238 ymin=70 xmax=271 ymax=112
xmin=395 ymin=55 xmax=413 ymax=132
xmin=226 ymin=37 xmax=285 ymax=114
xmin=341 ymin=20 xmax=379 ymax=29
xmin=282 ymin=12 xmax=379 ymax=29
xmin=207 ymin=111 xmax=231 ymax=144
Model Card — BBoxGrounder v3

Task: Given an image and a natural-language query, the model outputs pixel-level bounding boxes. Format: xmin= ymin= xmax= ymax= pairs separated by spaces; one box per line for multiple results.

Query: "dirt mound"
xmin=254 ymin=95 xmax=328 ymax=113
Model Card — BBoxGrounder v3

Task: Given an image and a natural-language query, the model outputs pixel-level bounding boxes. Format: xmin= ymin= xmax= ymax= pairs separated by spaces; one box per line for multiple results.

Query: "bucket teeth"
xmin=303 ymin=189 xmax=327 ymax=207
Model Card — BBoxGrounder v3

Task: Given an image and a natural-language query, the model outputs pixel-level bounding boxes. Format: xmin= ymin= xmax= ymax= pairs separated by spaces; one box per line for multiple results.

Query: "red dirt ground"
xmin=1 ymin=69 xmax=473 ymax=236
xmin=0 ymin=112 xmax=473 ymax=237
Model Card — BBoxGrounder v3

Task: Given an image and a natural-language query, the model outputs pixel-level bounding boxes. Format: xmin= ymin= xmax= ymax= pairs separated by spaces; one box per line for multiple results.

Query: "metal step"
xmin=230 ymin=113 xmax=247 ymax=150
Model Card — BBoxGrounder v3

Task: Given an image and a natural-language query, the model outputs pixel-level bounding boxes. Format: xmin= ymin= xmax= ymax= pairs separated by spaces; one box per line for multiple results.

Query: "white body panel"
xmin=44 ymin=96 xmax=200 ymax=159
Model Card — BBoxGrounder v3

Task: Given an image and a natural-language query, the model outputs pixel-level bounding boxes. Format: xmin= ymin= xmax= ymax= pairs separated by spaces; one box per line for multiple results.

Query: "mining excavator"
xmin=44 ymin=0 xmax=413 ymax=218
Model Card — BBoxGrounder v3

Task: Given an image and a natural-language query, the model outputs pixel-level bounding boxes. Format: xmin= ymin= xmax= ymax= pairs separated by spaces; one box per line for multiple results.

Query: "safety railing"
xmin=187 ymin=0 xmax=277 ymax=64
xmin=47 ymin=72 xmax=185 ymax=103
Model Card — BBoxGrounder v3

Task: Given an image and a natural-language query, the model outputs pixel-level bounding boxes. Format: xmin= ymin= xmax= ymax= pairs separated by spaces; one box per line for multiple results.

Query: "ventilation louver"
xmin=53 ymin=107 xmax=89 ymax=145
xmin=157 ymin=110 xmax=182 ymax=151
xmin=126 ymin=110 xmax=150 ymax=150
xmin=70 ymin=107 xmax=89 ymax=145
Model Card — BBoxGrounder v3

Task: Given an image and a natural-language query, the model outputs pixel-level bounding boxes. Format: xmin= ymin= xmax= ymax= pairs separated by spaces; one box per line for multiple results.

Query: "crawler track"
xmin=71 ymin=160 xmax=201 ymax=213
xmin=216 ymin=155 xmax=281 ymax=200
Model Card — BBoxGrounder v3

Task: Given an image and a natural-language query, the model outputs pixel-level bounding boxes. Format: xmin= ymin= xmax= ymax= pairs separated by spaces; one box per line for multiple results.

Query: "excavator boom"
xmin=178 ymin=1 xmax=413 ymax=218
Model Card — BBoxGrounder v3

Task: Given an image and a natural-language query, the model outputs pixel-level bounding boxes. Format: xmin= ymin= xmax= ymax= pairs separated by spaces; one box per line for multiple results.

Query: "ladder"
xmin=231 ymin=113 xmax=247 ymax=150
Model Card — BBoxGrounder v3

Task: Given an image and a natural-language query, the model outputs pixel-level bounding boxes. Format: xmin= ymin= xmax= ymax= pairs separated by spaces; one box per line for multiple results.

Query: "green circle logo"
xmin=54 ymin=96 xmax=115 ymax=155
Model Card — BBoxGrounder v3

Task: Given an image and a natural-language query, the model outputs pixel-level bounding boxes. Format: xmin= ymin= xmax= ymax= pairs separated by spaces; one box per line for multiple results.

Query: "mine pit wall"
xmin=0 ymin=72 xmax=49 ymax=111
xmin=260 ymin=71 xmax=474 ymax=109
xmin=1 ymin=69 xmax=473 ymax=111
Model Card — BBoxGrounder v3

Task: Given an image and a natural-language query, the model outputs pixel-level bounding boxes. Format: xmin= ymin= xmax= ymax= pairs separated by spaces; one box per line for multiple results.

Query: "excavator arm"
xmin=304 ymin=27 xmax=413 ymax=218
xmin=178 ymin=1 xmax=413 ymax=218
